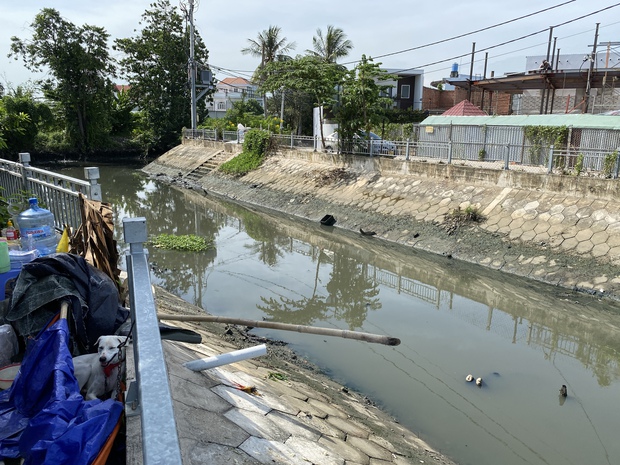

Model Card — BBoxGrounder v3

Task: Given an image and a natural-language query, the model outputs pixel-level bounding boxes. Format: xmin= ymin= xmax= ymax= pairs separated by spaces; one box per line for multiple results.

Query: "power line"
xmin=342 ymin=0 xmax=577 ymax=65
xmin=393 ymin=3 xmax=620 ymax=74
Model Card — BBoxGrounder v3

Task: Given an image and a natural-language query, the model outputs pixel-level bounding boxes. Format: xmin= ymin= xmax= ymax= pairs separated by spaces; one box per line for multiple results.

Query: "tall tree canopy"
xmin=337 ymin=55 xmax=395 ymax=140
xmin=260 ymin=55 xmax=346 ymax=144
xmin=307 ymin=25 xmax=353 ymax=63
xmin=115 ymin=0 xmax=209 ymax=153
xmin=241 ymin=26 xmax=296 ymax=81
xmin=9 ymin=8 xmax=115 ymax=152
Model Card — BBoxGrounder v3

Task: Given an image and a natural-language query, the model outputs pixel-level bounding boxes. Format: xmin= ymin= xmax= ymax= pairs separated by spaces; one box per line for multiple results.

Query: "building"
xmin=206 ymin=77 xmax=263 ymax=119
xmin=383 ymin=69 xmax=425 ymax=111
xmin=444 ymin=51 xmax=620 ymax=116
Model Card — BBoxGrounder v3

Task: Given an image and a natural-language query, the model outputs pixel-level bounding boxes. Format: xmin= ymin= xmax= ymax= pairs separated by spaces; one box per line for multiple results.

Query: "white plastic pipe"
xmin=183 ymin=344 xmax=267 ymax=371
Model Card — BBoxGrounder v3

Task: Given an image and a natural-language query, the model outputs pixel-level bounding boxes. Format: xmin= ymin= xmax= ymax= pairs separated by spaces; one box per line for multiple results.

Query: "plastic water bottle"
xmin=0 ymin=239 xmax=9 ymax=273
xmin=16 ymin=198 xmax=58 ymax=256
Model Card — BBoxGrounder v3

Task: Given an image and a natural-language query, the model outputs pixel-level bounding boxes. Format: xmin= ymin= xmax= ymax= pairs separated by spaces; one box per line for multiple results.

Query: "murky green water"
xmin=63 ymin=164 xmax=620 ymax=465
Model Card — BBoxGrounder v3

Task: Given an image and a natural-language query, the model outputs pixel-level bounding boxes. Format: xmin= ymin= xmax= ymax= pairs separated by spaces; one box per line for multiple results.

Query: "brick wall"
xmin=423 ymin=86 xmax=512 ymax=115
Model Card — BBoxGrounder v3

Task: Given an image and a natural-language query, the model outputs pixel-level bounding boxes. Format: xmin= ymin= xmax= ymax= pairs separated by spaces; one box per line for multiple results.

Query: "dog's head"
xmin=96 ymin=335 xmax=129 ymax=367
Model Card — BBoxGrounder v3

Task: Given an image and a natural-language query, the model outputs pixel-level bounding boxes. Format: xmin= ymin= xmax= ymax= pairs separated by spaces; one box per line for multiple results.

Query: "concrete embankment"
xmin=145 ymin=139 xmax=620 ymax=300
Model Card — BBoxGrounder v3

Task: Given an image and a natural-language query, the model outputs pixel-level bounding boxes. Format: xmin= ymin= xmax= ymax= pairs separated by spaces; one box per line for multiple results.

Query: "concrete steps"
xmin=184 ymin=150 xmax=232 ymax=181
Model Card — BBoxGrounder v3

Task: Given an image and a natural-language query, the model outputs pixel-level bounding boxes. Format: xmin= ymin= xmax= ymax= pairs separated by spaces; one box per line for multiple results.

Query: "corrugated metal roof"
xmin=421 ymin=114 xmax=620 ymax=130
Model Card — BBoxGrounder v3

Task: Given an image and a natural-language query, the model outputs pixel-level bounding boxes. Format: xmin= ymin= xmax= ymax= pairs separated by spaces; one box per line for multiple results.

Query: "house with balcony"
xmin=206 ymin=77 xmax=264 ymax=119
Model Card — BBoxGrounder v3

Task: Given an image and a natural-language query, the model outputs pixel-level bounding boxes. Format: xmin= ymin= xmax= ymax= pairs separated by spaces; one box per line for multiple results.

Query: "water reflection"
xmin=60 ymin=165 xmax=620 ymax=465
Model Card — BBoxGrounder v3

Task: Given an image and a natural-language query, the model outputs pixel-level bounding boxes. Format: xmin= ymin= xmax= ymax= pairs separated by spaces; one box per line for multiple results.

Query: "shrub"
xmin=219 ymin=129 xmax=271 ymax=176
xmin=602 ymin=151 xmax=618 ymax=178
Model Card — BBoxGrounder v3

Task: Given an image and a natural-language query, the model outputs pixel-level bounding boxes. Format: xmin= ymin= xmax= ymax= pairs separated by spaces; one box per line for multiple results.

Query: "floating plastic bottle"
xmin=16 ymin=198 xmax=58 ymax=256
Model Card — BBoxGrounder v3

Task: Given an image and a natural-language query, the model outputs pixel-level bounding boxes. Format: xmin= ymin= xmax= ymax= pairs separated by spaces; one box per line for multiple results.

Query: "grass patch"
xmin=443 ymin=206 xmax=485 ymax=235
xmin=148 ymin=234 xmax=213 ymax=252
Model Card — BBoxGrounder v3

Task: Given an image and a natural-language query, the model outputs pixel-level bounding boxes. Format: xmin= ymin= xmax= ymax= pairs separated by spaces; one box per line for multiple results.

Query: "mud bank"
xmin=144 ymin=145 xmax=620 ymax=300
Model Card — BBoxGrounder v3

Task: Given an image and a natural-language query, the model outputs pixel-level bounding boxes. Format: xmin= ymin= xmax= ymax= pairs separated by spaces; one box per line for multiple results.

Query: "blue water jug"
xmin=16 ymin=198 xmax=58 ymax=256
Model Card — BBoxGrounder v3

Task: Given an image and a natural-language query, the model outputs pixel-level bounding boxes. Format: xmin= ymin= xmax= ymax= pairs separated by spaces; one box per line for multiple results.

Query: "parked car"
xmin=323 ymin=130 xmax=396 ymax=155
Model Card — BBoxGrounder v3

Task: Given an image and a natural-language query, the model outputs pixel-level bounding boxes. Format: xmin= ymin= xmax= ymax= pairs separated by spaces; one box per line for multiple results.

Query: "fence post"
xmin=84 ymin=167 xmax=102 ymax=202
xmin=290 ymin=133 xmax=294 ymax=149
xmin=123 ymin=217 xmax=183 ymax=465
xmin=405 ymin=138 xmax=410 ymax=161
xmin=314 ymin=135 xmax=317 ymax=152
xmin=547 ymin=145 xmax=554 ymax=174
xmin=614 ymin=147 xmax=620 ymax=179
xmin=447 ymin=141 xmax=453 ymax=164
xmin=504 ymin=145 xmax=510 ymax=170
xmin=18 ymin=152 xmax=32 ymax=192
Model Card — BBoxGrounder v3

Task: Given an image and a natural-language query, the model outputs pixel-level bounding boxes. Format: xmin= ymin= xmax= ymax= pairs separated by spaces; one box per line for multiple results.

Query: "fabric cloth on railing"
xmin=6 ymin=253 xmax=129 ymax=354
xmin=0 ymin=317 xmax=123 ymax=464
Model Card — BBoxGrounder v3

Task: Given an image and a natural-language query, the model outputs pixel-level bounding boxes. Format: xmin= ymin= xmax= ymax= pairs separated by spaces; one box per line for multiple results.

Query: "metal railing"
xmin=0 ymin=153 xmax=102 ymax=231
xmin=123 ymin=217 xmax=182 ymax=464
xmin=182 ymin=128 xmax=620 ymax=177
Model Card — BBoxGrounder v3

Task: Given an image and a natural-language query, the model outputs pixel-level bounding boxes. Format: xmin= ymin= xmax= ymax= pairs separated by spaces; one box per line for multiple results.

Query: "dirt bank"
xmin=151 ymin=161 xmax=619 ymax=301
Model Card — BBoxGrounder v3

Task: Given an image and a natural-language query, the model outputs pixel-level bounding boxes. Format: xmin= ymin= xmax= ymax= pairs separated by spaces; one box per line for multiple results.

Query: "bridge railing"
xmin=0 ymin=152 xmax=101 ymax=232
xmin=123 ymin=217 xmax=182 ymax=464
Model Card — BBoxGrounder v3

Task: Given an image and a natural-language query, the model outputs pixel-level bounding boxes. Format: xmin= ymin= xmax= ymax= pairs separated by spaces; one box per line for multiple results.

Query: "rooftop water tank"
xmin=450 ymin=63 xmax=459 ymax=78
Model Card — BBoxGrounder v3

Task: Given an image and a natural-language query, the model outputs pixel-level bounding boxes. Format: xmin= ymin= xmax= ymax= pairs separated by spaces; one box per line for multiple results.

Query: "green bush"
xmin=575 ymin=153 xmax=584 ymax=176
xmin=219 ymin=129 xmax=271 ymax=176
xmin=603 ymin=151 xmax=618 ymax=178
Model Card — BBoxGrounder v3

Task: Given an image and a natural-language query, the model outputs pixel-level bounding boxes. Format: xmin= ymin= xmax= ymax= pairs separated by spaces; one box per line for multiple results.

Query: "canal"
xmin=62 ymin=164 xmax=620 ymax=465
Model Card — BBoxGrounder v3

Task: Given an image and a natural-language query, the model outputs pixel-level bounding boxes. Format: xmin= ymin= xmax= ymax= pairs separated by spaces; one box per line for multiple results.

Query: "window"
xmin=401 ymin=84 xmax=410 ymax=99
xmin=217 ymin=102 xmax=225 ymax=110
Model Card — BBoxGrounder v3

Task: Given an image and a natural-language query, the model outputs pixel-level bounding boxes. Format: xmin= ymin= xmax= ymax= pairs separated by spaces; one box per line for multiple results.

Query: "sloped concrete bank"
xmin=144 ymin=141 xmax=620 ymax=301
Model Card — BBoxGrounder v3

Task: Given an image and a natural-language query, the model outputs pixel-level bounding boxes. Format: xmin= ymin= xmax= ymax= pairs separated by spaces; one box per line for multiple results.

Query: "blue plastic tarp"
xmin=0 ymin=317 xmax=123 ymax=464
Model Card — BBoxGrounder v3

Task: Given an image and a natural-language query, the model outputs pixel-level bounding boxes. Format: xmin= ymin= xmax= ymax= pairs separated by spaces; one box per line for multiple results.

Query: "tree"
xmin=307 ymin=25 xmax=353 ymax=63
xmin=260 ymin=56 xmax=346 ymax=146
xmin=241 ymin=26 xmax=296 ymax=81
xmin=115 ymin=0 xmax=210 ymax=153
xmin=336 ymin=55 xmax=394 ymax=142
xmin=0 ymin=86 xmax=53 ymax=154
xmin=9 ymin=8 xmax=115 ymax=152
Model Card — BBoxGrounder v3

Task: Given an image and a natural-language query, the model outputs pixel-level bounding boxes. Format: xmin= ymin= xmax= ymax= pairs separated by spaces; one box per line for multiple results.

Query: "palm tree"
xmin=241 ymin=25 xmax=296 ymax=71
xmin=307 ymin=25 xmax=353 ymax=63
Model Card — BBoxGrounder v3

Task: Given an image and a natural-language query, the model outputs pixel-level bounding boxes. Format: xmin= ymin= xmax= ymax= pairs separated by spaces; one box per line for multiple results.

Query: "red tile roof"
xmin=218 ymin=77 xmax=253 ymax=87
xmin=442 ymin=100 xmax=487 ymax=116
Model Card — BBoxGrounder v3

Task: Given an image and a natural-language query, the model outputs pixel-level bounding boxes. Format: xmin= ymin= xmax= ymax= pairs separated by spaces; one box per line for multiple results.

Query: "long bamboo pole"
xmin=157 ymin=314 xmax=401 ymax=346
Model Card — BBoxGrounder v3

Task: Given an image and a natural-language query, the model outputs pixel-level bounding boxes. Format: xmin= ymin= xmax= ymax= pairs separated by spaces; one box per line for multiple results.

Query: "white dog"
xmin=73 ymin=335 xmax=129 ymax=400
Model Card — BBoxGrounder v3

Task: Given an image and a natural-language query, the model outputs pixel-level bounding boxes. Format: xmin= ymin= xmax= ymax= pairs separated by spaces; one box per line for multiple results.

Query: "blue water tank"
xmin=450 ymin=63 xmax=459 ymax=78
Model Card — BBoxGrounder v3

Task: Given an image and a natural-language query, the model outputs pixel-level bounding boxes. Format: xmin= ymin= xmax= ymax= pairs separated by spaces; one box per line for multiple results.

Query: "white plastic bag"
xmin=0 ymin=324 xmax=18 ymax=367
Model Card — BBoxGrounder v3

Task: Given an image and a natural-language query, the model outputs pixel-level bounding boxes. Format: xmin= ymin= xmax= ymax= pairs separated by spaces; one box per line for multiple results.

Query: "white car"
xmin=323 ymin=130 xmax=396 ymax=155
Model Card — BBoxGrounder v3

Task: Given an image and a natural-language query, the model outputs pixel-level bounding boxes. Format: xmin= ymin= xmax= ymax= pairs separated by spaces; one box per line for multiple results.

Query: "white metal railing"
xmin=0 ymin=153 xmax=102 ymax=231
xmin=182 ymin=129 xmax=620 ymax=177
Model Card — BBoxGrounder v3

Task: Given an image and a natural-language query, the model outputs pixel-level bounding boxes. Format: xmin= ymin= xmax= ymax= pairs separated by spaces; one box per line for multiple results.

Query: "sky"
xmin=1 ymin=0 xmax=619 ymax=92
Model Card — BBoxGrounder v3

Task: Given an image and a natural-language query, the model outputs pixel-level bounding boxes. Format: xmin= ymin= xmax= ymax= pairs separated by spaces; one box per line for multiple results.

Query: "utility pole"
xmin=186 ymin=0 xmax=213 ymax=129
xmin=584 ymin=23 xmax=600 ymax=114
xmin=189 ymin=0 xmax=197 ymax=129
xmin=467 ymin=42 xmax=475 ymax=102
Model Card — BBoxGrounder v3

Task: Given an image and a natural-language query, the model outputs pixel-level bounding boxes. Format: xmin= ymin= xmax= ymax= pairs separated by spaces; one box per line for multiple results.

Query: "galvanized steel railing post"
xmin=504 ymin=145 xmax=510 ymax=170
xmin=83 ymin=167 xmax=102 ymax=201
xmin=405 ymin=138 xmax=410 ymax=161
xmin=547 ymin=145 xmax=555 ymax=174
xmin=18 ymin=152 xmax=31 ymax=191
xmin=290 ymin=132 xmax=294 ymax=149
xmin=123 ymin=217 xmax=182 ymax=465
